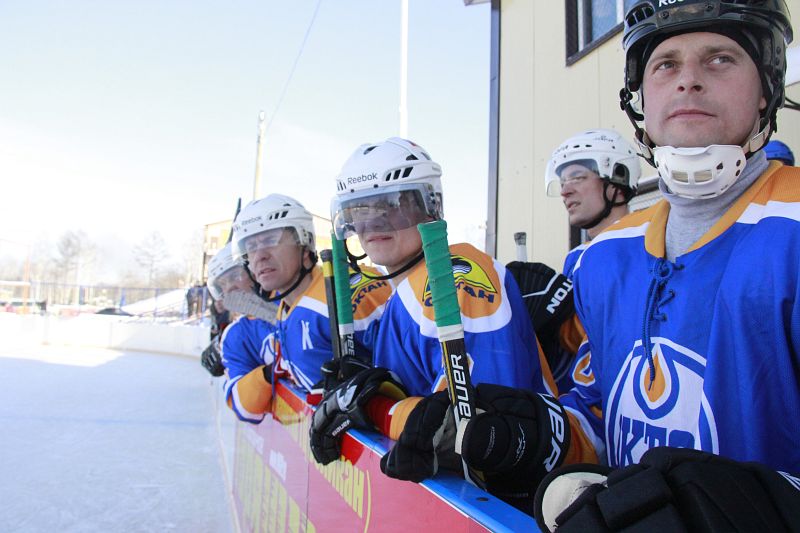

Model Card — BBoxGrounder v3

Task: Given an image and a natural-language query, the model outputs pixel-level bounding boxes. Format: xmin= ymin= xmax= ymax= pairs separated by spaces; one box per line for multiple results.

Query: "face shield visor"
xmin=331 ymin=183 xmax=440 ymax=240
xmin=208 ymin=264 xmax=253 ymax=300
xmin=545 ymin=159 xmax=601 ymax=196
xmin=233 ymin=227 xmax=302 ymax=262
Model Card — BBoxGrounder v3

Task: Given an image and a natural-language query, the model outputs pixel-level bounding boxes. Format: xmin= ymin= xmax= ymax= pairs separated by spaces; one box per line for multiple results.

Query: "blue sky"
xmin=0 ymin=1 xmax=489 ymax=277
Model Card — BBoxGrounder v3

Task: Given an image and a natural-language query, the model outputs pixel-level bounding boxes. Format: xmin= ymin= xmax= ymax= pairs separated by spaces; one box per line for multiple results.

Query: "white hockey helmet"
xmin=331 ymin=137 xmax=443 ymax=240
xmin=206 ymin=243 xmax=251 ymax=300
xmin=232 ymin=193 xmax=315 ymax=261
xmin=545 ymin=129 xmax=642 ymax=197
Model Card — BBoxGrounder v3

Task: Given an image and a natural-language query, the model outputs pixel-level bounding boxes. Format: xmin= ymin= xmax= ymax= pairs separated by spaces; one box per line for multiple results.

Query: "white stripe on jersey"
xmin=231 ymin=383 xmax=266 ymax=424
xmin=574 ymin=222 xmax=649 ymax=273
xmin=295 ymin=295 xmax=328 ymax=317
xmin=737 ymin=200 xmax=800 ymax=225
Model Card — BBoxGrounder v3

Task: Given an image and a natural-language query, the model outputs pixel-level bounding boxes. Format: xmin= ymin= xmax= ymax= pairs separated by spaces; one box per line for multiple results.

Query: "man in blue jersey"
xmin=309 ymin=138 xmax=560 ymax=509
xmin=225 ymin=193 xmax=392 ymax=423
xmin=545 ymin=128 xmax=641 ymax=278
xmin=380 ymin=1 xmax=800 ymax=528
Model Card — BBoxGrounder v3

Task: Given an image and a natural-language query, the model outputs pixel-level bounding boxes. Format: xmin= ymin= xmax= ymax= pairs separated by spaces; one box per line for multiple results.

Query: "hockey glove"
xmin=460 ymin=384 xmax=570 ymax=509
xmin=319 ymin=355 xmax=373 ymax=396
xmin=309 ymin=367 xmax=407 ymax=465
xmin=200 ymin=337 xmax=225 ymax=377
xmin=380 ymin=390 xmax=461 ymax=482
xmin=534 ymin=447 xmax=800 ymax=533
xmin=505 ymin=261 xmax=574 ymax=333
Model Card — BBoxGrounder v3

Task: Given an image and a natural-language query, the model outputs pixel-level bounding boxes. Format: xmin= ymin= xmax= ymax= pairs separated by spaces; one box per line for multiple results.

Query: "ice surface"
xmin=0 ymin=342 xmax=234 ymax=532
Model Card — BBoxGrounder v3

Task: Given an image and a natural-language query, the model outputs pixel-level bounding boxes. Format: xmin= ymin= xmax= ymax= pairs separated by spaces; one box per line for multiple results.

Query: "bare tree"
xmin=132 ymin=232 xmax=170 ymax=286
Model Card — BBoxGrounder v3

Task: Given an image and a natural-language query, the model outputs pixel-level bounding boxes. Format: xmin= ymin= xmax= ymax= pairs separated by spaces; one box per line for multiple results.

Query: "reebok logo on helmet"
xmin=658 ymin=0 xmax=684 ymax=6
xmin=346 ymin=173 xmax=378 ymax=185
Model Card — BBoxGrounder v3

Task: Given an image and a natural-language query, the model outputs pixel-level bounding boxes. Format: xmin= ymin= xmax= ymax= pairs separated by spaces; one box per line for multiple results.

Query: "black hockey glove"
xmin=534 ymin=447 xmax=800 ymax=533
xmin=200 ymin=337 xmax=225 ymax=377
xmin=505 ymin=261 xmax=574 ymax=333
xmin=309 ymin=367 xmax=407 ymax=465
xmin=319 ymin=355 xmax=373 ymax=395
xmin=460 ymin=383 xmax=570 ymax=510
xmin=380 ymin=390 xmax=461 ymax=482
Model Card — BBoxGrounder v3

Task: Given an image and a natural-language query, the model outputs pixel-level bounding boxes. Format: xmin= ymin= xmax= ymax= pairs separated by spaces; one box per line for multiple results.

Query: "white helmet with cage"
xmin=206 ymin=242 xmax=251 ymax=300
xmin=232 ymin=193 xmax=315 ymax=261
xmin=331 ymin=137 xmax=443 ymax=240
xmin=545 ymin=129 xmax=642 ymax=197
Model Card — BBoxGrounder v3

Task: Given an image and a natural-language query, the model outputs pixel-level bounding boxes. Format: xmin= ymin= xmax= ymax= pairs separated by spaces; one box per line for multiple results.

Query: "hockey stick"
xmin=417 ymin=220 xmax=481 ymax=487
xmin=514 ymin=231 xmax=528 ymax=262
xmin=320 ymin=248 xmax=342 ymax=362
xmin=222 ymin=290 xmax=278 ymax=324
xmin=331 ymin=236 xmax=358 ymax=363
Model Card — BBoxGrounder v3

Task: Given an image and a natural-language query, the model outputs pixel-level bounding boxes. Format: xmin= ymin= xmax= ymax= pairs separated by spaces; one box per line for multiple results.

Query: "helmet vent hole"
xmin=695 ymin=170 xmax=712 ymax=183
xmin=717 ymin=162 xmax=724 ymax=171
xmin=406 ymin=155 xmax=418 ymax=161
xmin=735 ymin=160 xmax=742 ymax=167
xmin=364 ymin=146 xmax=377 ymax=155
xmin=673 ymin=171 xmax=689 ymax=183
xmin=402 ymin=167 xmax=413 ymax=178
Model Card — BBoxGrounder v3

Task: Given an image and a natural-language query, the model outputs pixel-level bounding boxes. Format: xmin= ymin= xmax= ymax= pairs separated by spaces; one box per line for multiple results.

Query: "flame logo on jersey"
xmin=422 ymin=255 xmax=498 ymax=305
xmin=605 ymin=337 xmax=718 ymax=467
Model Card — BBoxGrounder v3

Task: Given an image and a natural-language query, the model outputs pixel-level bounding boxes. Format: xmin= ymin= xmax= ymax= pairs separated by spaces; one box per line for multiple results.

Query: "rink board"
xmin=231 ymin=380 xmax=538 ymax=532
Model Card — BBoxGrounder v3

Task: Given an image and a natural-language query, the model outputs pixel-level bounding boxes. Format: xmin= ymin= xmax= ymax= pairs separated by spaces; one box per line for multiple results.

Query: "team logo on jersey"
xmin=422 ymin=255 xmax=499 ymax=314
xmin=349 ymin=271 xmax=390 ymax=318
xmin=605 ymin=337 xmax=718 ymax=467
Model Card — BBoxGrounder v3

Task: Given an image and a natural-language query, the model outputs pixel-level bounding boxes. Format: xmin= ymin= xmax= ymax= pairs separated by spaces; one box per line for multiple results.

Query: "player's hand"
xmin=380 ymin=390 xmax=460 ymax=482
xmin=309 ymin=367 xmax=407 ymax=465
xmin=200 ymin=337 xmax=225 ymax=377
xmin=534 ymin=447 xmax=800 ymax=532
xmin=319 ymin=356 xmax=372 ymax=396
xmin=460 ymin=384 xmax=570 ymax=508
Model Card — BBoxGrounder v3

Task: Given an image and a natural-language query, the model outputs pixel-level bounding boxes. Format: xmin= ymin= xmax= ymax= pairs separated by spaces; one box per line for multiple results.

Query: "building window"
xmin=566 ymin=0 xmax=639 ymax=64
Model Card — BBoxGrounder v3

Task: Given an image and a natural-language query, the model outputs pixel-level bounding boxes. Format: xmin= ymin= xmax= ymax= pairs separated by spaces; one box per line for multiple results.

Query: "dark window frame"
xmin=565 ymin=0 xmax=625 ymax=66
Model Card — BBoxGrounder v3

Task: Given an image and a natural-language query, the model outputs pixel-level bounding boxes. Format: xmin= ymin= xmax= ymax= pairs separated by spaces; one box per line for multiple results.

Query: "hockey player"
xmin=226 ymin=193 xmax=392 ymax=424
xmin=422 ymin=1 xmax=800 ymax=529
xmin=309 ymin=137 xmax=559 ymax=507
xmin=200 ymin=242 xmax=251 ymax=377
xmin=545 ymin=128 xmax=641 ymax=278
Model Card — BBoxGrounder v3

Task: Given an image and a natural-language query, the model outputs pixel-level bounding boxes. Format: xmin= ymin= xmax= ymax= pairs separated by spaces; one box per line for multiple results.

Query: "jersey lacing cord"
xmin=642 ymin=258 xmax=681 ymax=389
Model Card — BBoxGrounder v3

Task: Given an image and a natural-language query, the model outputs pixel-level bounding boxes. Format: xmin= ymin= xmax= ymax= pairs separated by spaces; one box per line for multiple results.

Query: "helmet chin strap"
xmin=580 ymin=182 xmax=629 ymax=231
xmin=343 ymin=239 xmax=424 ymax=281
xmin=244 ymin=247 xmax=317 ymax=303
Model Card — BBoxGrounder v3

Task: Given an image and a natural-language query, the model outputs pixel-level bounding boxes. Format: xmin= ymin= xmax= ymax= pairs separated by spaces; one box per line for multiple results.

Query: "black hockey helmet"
xmin=620 ymin=0 xmax=793 ymax=162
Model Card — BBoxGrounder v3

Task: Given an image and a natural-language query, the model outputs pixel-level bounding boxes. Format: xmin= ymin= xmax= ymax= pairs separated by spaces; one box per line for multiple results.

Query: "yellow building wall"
xmin=496 ymin=0 xmax=800 ymax=269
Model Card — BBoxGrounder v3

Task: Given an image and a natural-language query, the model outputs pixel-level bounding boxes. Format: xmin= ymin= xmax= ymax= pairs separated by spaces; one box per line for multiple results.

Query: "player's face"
xmin=217 ymin=266 xmax=253 ymax=296
xmin=246 ymin=230 xmax=303 ymax=294
xmin=359 ymin=225 xmax=423 ymax=274
xmin=559 ymin=164 xmax=607 ymax=228
xmin=642 ymin=32 xmax=765 ymax=148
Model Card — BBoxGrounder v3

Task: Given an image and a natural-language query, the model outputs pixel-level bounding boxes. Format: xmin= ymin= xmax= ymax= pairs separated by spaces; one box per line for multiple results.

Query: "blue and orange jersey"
xmin=374 ymin=242 xmax=556 ymax=397
xmin=275 ymin=265 xmax=392 ymax=392
xmin=221 ymin=316 xmax=278 ymax=424
xmin=560 ymin=162 xmax=800 ymax=472
xmin=562 ymin=243 xmax=589 ymax=279
xmin=222 ymin=264 xmax=392 ymax=424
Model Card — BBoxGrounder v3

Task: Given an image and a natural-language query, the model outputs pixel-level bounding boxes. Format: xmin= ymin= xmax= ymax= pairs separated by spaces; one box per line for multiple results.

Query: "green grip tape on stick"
xmin=418 ymin=220 xmax=460 ymax=328
xmin=330 ymin=235 xmax=354 ymax=326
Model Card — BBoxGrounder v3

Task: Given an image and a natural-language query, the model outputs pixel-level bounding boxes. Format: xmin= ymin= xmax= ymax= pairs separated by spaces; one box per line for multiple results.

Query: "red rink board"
xmin=231 ymin=380 xmax=539 ymax=532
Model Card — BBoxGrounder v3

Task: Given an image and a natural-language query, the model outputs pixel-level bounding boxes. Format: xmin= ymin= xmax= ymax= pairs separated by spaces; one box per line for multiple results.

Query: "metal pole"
xmin=399 ymin=0 xmax=409 ymax=138
xmin=253 ymin=110 xmax=267 ymax=200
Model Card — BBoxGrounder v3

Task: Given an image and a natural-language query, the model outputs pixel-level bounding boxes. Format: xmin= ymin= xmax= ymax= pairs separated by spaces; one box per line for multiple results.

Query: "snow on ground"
xmin=0 ymin=341 xmax=234 ymax=533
